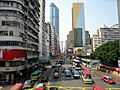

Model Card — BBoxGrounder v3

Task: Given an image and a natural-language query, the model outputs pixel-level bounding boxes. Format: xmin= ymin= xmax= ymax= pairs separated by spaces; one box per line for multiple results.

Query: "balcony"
xmin=0 ymin=65 xmax=25 ymax=72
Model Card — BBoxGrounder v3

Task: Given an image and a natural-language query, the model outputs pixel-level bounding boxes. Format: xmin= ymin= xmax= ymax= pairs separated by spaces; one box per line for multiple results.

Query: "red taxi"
xmin=35 ymin=83 xmax=47 ymax=90
xmin=101 ymin=76 xmax=116 ymax=84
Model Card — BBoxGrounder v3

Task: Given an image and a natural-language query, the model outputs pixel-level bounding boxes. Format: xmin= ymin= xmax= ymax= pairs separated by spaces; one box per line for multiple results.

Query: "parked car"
xmin=101 ymin=76 xmax=116 ymax=84
xmin=73 ymin=71 xmax=80 ymax=79
xmin=23 ymin=80 xmax=36 ymax=89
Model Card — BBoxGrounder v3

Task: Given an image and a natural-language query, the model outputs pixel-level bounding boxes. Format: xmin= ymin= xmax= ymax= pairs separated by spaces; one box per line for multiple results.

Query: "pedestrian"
xmin=43 ymin=84 xmax=47 ymax=90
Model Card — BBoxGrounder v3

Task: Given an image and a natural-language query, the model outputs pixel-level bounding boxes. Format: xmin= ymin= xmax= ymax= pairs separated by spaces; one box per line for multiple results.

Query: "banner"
xmin=1 ymin=49 xmax=27 ymax=61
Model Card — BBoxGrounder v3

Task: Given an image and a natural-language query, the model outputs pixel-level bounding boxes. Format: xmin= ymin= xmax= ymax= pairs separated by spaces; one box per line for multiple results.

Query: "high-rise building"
xmin=67 ymin=31 xmax=74 ymax=49
xmin=85 ymin=31 xmax=91 ymax=46
xmin=72 ymin=3 xmax=86 ymax=47
xmin=92 ymin=25 xmax=120 ymax=51
xmin=50 ymin=3 xmax=60 ymax=55
xmin=39 ymin=0 xmax=46 ymax=56
xmin=0 ymin=0 xmax=40 ymax=82
xmin=72 ymin=3 xmax=86 ymax=55
xmin=66 ymin=31 xmax=74 ymax=58
xmin=50 ymin=3 xmax=59 ymax=38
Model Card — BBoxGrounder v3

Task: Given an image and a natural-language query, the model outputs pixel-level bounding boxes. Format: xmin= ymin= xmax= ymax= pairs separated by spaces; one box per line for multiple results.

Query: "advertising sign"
xmin=2 ymin=49 xmax=27 ymax=61
xmin=118 ymin=60 xmax=120 ymax=68
xmin=0 ymin=50 xmax=3 ymax=60
xmin=67 ymin=48 xmax=73 ymax=54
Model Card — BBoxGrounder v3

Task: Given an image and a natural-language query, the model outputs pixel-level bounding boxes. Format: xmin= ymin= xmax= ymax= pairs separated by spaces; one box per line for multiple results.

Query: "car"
xmin=101 ymin=76 xmax=116 ymax=84
xmin=73 ymin=71 xmax=80 ymax=79
xmin=63 ymin=67 xmax=70 ymax=73
xmin=34 ymin=83 xmax=47 ymax=90
xmin=65 ymin=70 xmax=71 ymax=77
xmin=41 ymin=76 xmax=48 ymax=82
xmin=23 ymin=80 xmax=36 ymax=89
xmin=93 ymin=85 xmax=105 ymax=90
xmin=53 ymin=72 xmax=59 ymax=78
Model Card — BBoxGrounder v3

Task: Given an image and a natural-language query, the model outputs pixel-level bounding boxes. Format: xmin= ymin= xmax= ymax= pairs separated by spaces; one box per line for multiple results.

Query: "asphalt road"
xmin=43 ymin=59 xmax=120 ymax=89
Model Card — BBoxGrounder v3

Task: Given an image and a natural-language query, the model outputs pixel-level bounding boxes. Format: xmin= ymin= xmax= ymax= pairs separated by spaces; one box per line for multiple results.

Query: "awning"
xmin=39 ymin=56 xmax=55 ymax=61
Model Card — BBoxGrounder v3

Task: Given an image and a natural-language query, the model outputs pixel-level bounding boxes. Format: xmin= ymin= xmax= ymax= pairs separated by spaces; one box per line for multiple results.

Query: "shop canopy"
xmin=39 ymin=56 xmax=55 ymax=61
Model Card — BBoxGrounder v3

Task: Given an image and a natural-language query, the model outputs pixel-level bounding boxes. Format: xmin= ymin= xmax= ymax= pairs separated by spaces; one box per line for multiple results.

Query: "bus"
xmin=82 ymin=71 xmax=92 ymax=84
xmin=31 ymin=70 xmax=42 ymax=80
xmin=9 ymin=83 xmax=23 ymax=90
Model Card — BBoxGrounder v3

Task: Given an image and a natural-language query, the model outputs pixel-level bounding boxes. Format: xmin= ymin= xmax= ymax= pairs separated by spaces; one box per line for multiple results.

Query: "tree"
xmin=90 ymin=40 xmax=120 ymax=66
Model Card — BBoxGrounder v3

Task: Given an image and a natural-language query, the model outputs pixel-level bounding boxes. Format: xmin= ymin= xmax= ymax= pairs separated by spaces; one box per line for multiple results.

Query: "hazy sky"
xmin=45 ymin=0 xmax=118 ymax=42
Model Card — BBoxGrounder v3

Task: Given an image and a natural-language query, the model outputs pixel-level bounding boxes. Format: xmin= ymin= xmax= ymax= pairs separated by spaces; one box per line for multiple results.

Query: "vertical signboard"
xmin=118 ymin=60 xmax=120 ymax=68
xmin=0 ymin=50 xmax=3 ymax=60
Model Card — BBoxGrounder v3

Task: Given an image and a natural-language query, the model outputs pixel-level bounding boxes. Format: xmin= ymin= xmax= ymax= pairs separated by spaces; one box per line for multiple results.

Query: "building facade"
xmin=92 ymin=34 xmax=101 ymax=52
xmin=92 ymin=25 xmax=120 ymax=51
xmin=45 ymin=22 xmax=51 ymax=56
xmin=72 ymin=3 xmax=86 ymax=55
xmin=67 ymin=31 xmax=74 ymax=49
xmin=39 ymin=0 xmax=46 ymax=56
xmin=85 ymin=31 xmax=91 ymax=46
xmin=50 ymin=3 xmax=59 ymax=38
xmin=0 ymin=0 xmax=40 ymax=83
xmin=50 ymin=3 xmax=60 ymax=56
xmin=50 ymin=24 xmax=57 ymax=56
xmin=66 ymin=31 xmax=74 ymax=58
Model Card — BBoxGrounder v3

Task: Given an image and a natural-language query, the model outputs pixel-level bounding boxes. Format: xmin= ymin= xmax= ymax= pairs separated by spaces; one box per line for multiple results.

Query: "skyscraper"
xmin=50 ymin=3 xmax=59 ymax=38
xmin=72 ymin=3 xmax=86 ymax=47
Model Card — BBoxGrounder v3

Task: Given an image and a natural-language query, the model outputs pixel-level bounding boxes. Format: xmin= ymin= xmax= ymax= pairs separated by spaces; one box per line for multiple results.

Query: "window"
xmin=17 ymin=4 xmax=22 ymax=10
xmin=2 ymin=21 xmax=20 ymax=27
xmin=0 ymin=31 xmax=8 ymax=36
xmin=9 ymin=31 xmax=13 ymax=36
xmin=13 ymin=2 xmax=17 ymax=7
xmin=3 ymin=2 xmax=9 ymax=7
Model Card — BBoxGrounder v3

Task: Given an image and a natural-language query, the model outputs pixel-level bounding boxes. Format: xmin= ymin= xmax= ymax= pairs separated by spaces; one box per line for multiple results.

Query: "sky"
xmin=45 ymin=0 xmax=118 ymax=42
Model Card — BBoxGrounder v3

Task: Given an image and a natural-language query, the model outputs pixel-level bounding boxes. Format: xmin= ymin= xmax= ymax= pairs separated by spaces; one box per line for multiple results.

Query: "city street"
xmin=43 ymin=59 xmax=120 ymax=89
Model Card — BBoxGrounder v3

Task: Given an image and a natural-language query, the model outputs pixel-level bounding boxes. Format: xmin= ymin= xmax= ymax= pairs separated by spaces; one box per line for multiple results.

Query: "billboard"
xmin=67 ymin=48 xmax=73 ymax=54
xmin=1 ymin=49 xmax=27 ymax=61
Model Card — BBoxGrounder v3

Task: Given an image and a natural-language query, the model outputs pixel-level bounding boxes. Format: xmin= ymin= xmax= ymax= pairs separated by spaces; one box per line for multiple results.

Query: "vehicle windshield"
xmin=108 ymin=77 xmax=112 ymax=80
xmin=84 ymin=75 xmax=91 ymax=79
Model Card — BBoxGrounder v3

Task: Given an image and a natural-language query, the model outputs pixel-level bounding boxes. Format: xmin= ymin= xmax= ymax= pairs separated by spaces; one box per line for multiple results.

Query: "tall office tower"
xmin=72 ymin=3 xmax=86 ymax=47
xmin=72 ymin=3 xmax=86 ymax=55
xmin=50 ymin=3 xmax=60 ymax=55
xmin=50 ymin=3 xmax=59 ymax=38
xmin=0 ymin=0 xmax=40 ymax=83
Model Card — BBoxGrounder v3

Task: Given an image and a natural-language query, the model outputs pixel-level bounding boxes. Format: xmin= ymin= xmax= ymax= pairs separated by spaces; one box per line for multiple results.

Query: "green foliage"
xmin=90 ymin=40 xmax=120 ymax=67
